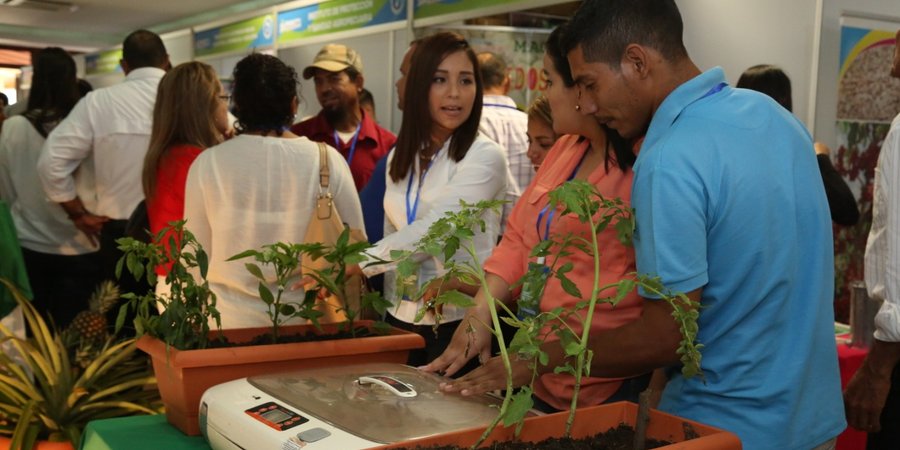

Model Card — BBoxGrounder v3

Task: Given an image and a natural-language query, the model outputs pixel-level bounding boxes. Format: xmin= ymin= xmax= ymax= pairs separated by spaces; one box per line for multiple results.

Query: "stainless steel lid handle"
xmin=357 ymin=375 xmax=417 ymax=398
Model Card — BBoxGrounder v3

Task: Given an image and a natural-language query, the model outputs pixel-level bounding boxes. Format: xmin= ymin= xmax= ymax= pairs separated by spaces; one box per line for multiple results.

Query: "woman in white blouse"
xmin=183 ymin=53 xmax=363 ymax=329
xmin=354 ymin=32 xmax=509 ymax=372
xmin=0 ymin=48 xmax=100 ymax=329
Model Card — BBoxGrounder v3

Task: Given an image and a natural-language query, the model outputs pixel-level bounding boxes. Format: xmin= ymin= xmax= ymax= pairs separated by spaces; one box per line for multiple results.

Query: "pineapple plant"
xmin=66 ymin=280 xmax=120 ymax=343
xmin=0 ymin=277 xmax=161 ymax=448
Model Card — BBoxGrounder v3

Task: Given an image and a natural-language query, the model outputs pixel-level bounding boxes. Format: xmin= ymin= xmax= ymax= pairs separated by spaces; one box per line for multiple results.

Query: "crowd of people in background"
xmin=2 ymin=0 xmax=900 ymax=449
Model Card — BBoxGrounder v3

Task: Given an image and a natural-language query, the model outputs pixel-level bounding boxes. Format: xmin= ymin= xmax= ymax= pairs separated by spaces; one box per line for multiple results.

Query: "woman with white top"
xmin=353 ymin=32 xmax=510 ymax=372
xmin=0 ymin=47 xmax=100 ymax=328
xmin=183 ymin=53 xmax=363 ymax=329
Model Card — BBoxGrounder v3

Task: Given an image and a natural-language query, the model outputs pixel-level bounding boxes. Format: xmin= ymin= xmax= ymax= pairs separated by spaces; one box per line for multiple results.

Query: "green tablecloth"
xmin=0 ymin=200 xmax=32 ymax=318
xmin=79 ymin=415 xmax=211 ymax=450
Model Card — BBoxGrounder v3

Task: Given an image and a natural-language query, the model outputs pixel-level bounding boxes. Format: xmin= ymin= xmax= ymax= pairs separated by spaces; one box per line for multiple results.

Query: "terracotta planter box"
xmin=372 ymin=401 xmax=741 ymax=449
xmin=0 ymin=437 xmax=74 ymax=450
xmin=137 ymin=320 xmax=424 ymax=436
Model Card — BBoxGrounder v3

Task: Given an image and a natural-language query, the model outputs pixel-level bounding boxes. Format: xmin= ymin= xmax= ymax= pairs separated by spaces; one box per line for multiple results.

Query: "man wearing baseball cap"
xmin=292 ymin=43 xmax=396 ymax=190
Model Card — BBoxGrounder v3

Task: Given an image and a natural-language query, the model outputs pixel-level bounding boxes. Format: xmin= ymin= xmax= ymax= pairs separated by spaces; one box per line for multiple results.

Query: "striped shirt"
xmin=479 ymin=95 xmax=532 ymax=233
xmin=865 ymin=112 xmax=900 ymax=342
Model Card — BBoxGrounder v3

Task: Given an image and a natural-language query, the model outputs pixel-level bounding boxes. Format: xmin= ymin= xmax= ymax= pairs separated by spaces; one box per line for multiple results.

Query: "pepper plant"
xmin=115 ymin=220 xmax=221 ymax=350
xmin=228 ymin=226 xmax=394 ymax=341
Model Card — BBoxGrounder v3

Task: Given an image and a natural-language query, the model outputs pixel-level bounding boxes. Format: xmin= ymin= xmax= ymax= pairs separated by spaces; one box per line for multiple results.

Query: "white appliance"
xmin=199 ymin=363 xmax=505 ymax=450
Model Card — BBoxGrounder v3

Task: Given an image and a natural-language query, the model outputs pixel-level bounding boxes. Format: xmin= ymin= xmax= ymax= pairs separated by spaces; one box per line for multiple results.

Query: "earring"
xmin=575 ymin=104 xmax=582 ymax=111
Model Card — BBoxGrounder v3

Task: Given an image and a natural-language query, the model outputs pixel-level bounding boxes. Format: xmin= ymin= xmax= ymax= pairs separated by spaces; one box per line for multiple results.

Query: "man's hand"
xmin=844 ymin=362 xmax=891 ymax=432
xmin=844 ymin=340 xmax=900 ymax=432
xmin=60 ymin=197 xmax=108 ymax=246
xmin=71 ymin=212 xmax=109 ymax=246
xmin=437 ymin=354 xmax=533 ymax=396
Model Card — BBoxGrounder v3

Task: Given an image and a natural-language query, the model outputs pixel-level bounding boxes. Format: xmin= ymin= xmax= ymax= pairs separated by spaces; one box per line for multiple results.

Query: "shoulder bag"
xmin=303 ymin=142 xmax=369 ymax=323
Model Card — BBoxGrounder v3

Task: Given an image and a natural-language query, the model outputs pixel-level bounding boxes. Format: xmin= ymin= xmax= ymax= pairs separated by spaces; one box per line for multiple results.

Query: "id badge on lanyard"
xmin=399 ymin=153 xmax=437 ymax=302
xmin=518 ymin=150 xmax=587 ymax=320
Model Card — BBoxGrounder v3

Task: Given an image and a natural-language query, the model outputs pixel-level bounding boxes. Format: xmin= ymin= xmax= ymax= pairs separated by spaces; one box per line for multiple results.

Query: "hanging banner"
xmin=278 ymin=0 xmax=407 ymax=44
xmin=194 ymin=14 xmax=276 ymax=57
xmin=85 ymin=49 xmax=123 ymax=75
xmin=414 ymin=0 xmax=518 ymax=20
xmin=831 ymin=25 xmax=900 ymax=323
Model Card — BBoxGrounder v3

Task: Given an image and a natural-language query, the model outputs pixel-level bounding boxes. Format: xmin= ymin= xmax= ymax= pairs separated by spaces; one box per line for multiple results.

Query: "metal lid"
xmin=247 ymin=363 xmax=502 ymax=444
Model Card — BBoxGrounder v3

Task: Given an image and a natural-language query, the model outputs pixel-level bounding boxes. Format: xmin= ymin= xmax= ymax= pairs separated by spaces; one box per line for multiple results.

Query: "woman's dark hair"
xmin=25 ymin=47 xmax=80 ymax=132
xmin=736 ymin=64 xmax=792 ymax=112
xmin=231 ymin=53 xmax=299 ymax=136
xmin=546 ymin=24 xmax=577 ymax=87
xmin=389 ymin=32 xmax=483 ymax=183
xmin=547 ymin=24 xmax=635 ymax=172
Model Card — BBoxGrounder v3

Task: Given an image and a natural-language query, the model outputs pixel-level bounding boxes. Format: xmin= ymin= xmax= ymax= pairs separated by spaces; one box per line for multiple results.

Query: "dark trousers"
xmin=386 ymin=314 xmax=481 ymax=378
xmin=867 ymin=362 xmax=900 ymax=450
xmin=99 ymin=219 xmax=152 ymax=334
xmin=21 ymin=247 xmax=102 ymax=329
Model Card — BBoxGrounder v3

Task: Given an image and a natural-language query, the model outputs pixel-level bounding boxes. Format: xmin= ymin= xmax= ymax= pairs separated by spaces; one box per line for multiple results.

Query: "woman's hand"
xmin=437 ymin=354 xmax=533 ymax=396
xmin=420 ymin=273 xmax=512 ymax=377
xmin=419 ymin=308 xmax=493 ymax=377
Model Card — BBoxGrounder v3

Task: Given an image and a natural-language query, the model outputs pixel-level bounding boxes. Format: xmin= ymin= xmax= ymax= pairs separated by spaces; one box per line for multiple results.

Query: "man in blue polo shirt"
xmin=559 ymin=1 xmax=845 ymax=449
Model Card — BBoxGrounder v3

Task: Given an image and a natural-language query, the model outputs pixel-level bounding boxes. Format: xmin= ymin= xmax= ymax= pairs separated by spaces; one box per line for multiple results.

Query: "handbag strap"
xmin=317 ymin=142 xmax=330 ymax=192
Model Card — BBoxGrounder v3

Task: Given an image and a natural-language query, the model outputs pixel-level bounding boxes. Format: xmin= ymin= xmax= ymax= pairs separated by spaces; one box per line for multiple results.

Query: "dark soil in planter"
xmin=206 ymin=326 xmax=381 ymax=348
xmin=400 ymin=424 xmax=671 ymax=450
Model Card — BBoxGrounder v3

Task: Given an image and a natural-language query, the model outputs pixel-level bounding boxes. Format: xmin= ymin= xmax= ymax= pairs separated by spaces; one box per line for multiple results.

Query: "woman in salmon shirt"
xmin=142 ymin=61 xmax=230 ymax=283
xmin=423 ymin=23 xmax=647 ymax=412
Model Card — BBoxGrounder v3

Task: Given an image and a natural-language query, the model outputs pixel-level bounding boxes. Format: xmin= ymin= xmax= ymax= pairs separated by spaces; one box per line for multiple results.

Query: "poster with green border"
xmin=277 ymin=0 xmax=406 ymax=44
xmin=85 ymin=49 xmax=123 ymax=75
xmin=194 ymin=13 xmax=276 ymax=57
xmin=414 ymin=0 xmax=519 ymax=20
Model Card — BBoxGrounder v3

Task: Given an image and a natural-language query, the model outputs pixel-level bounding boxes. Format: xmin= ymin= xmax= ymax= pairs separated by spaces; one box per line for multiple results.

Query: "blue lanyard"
xmin=333 ymin=121 xmax=362 ymax=165
xmin=483 ymin=103 xmax=521 ymax=111
xmin=535 ymin=148 xmax=588 ymax=241
xmin=701 ymin=82 xmax=727 ymax=100
xmin=405 ymin=152 xmax=438 ymax=225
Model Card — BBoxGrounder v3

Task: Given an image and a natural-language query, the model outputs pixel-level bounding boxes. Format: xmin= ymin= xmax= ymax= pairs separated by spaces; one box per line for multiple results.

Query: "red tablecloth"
xmin=836 ymin=339 xmax=869 ymax=450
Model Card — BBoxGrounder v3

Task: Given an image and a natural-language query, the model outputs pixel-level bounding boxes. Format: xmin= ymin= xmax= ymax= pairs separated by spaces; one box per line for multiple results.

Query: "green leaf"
xmin=557 ymin=272 xmax=583 ymax=299
xmin=244 ymin=263 xmax=266 ymax=281
xmin=435 ymin=290 xmax=475 ymax=308
xmin=258 ymin=282 xmax=275 ymax=305
xmin=196 ymin=248 xmax=210 ymax=279
xmin=503 ymin=389 xmax=534 ymax=427
xmin=558 ymin=328 xmax=581 ymax=357
xmin=226 ymin=249 xmax=257 ymax=262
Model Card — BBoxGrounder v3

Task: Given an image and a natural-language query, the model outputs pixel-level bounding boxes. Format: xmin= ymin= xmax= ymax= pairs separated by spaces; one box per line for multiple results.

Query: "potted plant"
xmin=0 ymin=279 xmax=160 ymax=450
xmin=115 ymin=222 xmax=424 ymax=436
xmin=381 ymin=181 xmax=737 ymax=449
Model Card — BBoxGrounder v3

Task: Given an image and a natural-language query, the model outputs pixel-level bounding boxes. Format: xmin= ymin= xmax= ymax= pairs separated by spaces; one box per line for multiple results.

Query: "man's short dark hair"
xmin=562 ymin=0 xmax=688 ymax=68
xmin=0 ymin=92 xmax=8 ymax=107
xmin=122 ymin=29 xmax=167 ymax=69
xmin=478 ymin=52 xmax=507 ymax=89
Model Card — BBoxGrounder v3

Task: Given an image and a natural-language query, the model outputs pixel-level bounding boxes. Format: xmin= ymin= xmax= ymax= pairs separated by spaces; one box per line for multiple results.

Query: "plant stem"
xmin=566 ymin=214 xmax=601 ymax=436
xmin=469 ymin=245 xmax=515 ymax=449
xmin=634 ymin=389 xmax=651 ymax=450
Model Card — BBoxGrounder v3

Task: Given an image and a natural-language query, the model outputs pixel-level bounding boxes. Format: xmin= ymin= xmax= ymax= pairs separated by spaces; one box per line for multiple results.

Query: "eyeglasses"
xmin=218 ymin=94 xmax=232 ymax=102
